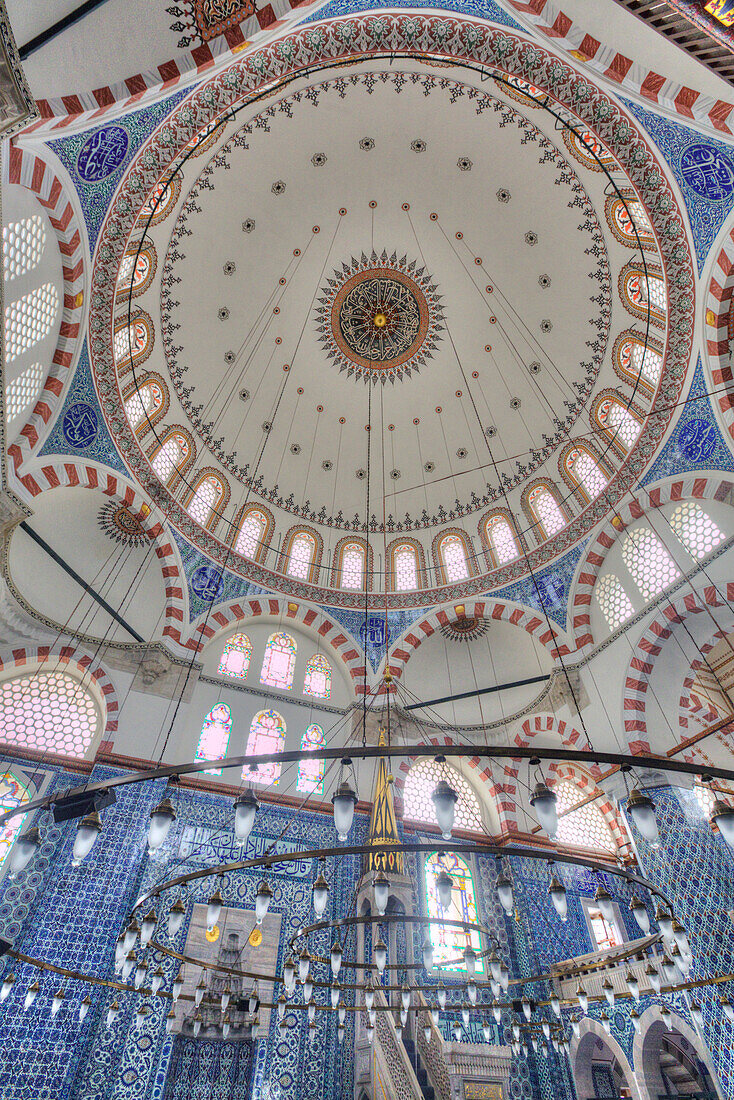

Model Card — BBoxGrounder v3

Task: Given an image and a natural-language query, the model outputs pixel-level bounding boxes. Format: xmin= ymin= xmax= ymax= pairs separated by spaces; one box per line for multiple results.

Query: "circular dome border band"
xmin=89 ymin=12 xmax=694 ymax=610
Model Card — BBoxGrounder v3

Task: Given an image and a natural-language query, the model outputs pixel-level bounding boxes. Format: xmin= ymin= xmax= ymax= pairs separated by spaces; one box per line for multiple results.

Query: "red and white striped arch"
xmin=705 ymin=227 xmax=734 ymax=443
xmin=3 ymin=146 xmax=85 ymax=477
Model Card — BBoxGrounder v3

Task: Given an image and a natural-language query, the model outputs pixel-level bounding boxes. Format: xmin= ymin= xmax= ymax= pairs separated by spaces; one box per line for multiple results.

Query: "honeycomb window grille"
xmin=627 ymin=338 xmax=662 ymax=386
xmin=439 ymin=535 xmax=470 ymax=582
xmin=124 ymin=381 xmax=163 ymax=429
xmin=0 ymin=672 xmax=100 ymax=757
xmin=287 ymin=533 xmax=316 ymax=581
xmin=528 ymin=485 xmax=565 ymax=538
xmin=340 ymin=544 xmax=365 ymax=590
xmin=694 ymin=779 xmax=717 ymax=821
xmin=235 ymin=510 xmax=267 ymax=559
xmin=187 ymin=476 xmax=222 ymax=526
xmin=595 ymin=573 xmax=635 ymax=631
xmin=394 ymin=545 xmax=419 ymax=591
xmin=3 ymin=215 xmax=46 ymax=281
xmin=403 ymin=759 xmax=483 ymax=833
xmin=151 ymin=434 xmax=189 ymax=485
xmin=486 ymin=516 xmax=518 ymax=565
xmin=569 ymin=449 xmax=607 ymax=500
xmin=598 ymin=398 xmax=640 ymax=451
xmin=669 ymin=502 xmax=726 ymax=561
xmin=621 ymin=526 xmax=680 ymax=601
xmin=553 ymin=779 xmax=616 ymax=853
xmin=4 ymin=283 xmax=59 ymax=363
xmin=5 ymin=362 xmax=43 ymax=422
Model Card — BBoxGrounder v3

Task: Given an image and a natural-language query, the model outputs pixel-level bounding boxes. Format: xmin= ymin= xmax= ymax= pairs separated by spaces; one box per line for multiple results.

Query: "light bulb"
xmin=712 ymin=799 xmax=734 ymax=849
xmin=626 ymin=970 xmax=640 ymax=1002
xmin=431 ymin=779 xmax=458 ymax=839
xmin=374 ymin=939 xmax=387 ymax=974
xmin=79 ymin=996 xmax=91 ymax=1023
xmin=338 ymin=1003 xmax=346 ymax=1026
xmin=522 ymin=997 xmax=532 ymax=1022
xmin=422 ymin=939 xmax=434 ymax=972
xmin=207 ymin=889 xmax=223 ymax=932
xmin=24 ymin=981 xmax=39 ymax=1010
xmin=331 ymin=982 xmax=341 ymax=1010
xmin=467 ymin=980 xmax=477 ymax=1006
xmin=168 ymin=897 xmax=186 ymax=937
xmin=135 ymin=960 xmax=148 ymax=990
xmin=437 ymin=984 xmax=447 ymax=1011
xmin=435 ymin=870 xmax=453 ymax=911
xmin=148 ymin=798 xmax=176 ymax=851
xmin=496 ymin=873 xmax=514 ymax=915
xmin=549 ymin=993 xmax=561 ymax=1018
xmin=9 ymin=828 xmax=40 ymax=876
xmin=195 ymin=976 xmax=206 ymax=1007
xmin=165 ymin=1010 xmax=176 ymax=1035
xmin=173 ymin=969 xmax=184 ymax=1001
xmin=463 ymin=947 xmax=477 ymax=976
xmin=50 ymin=989 xmax=64 ymax=1017
xmin=646 ymin=964 xmax=661 ymax=994
xmin=602 ymin=979 xmax=614 ymax=1007
xmin=461 ymin=1005 xmax=470 ymax=1027
xmin=330 ymin=942 xmax=343 ymax=979
xmin=312 ymin=873 xmax=330 ymax=918
xmin=401 ymin=985 xmax=411 ymax=1011
xmin=332 ymin=781 xmax=358 ymax=841
xmin=255 ymin=880 xmax=273 ymax=925
xmin=233 ymin=789 xmax=259 ymax=844
xmin=0 ymin=973 xmax=14 ymax=1002
xmin=72 ymin=811 xmax=102 ymax=866
xmin=140 ymin=909 xmax=157 ymax=947
xmin=492 ymin=1001 xmax=502 ymax=1024
xmin=222 ymin=986 xmax=231 ymax=1012
xmin=283 ymin=956 xmax=296 ymax=992
xmin=106 ymin=1001 xmax=120 ymax=1028
xmin=530 ymin=782 xmax=557 ymax=839
xmin=548 ymin=876 xmax=567 ymax=921
xmin=298 ymin=950 xmax=311 ymax=983
xmin=630 ymin=896 xmax=650 ymax=935
xmin=594 ymin=886 xmax=614 ymax=924
xmin=424 ymin=1024 xmax=432 ymax=1044
xmin=576 ymin=984 xmax=588 ymax=1012
xmin=373 ymin=871 xmax=389 ymax=917
xmin=655 ymin=905 xmax=674 ymax=940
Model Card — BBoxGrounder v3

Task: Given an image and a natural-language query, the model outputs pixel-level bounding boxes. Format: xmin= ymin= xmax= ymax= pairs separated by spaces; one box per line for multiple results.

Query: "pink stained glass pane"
xmin=0 ymin=672 xmax=99 ymax=756
xmin=195 ymin=702 xmax=232 ymax=775
xmin=440 ymin=535 xmax=469 ymax=582
xmin=486 ymin=517 xmax=517 ymax=565
xmin=287 ymin=534 xmax=315 ymax=580
xmin=425 ymin=851 xmax=484 ymax=973
xmin=0 ymin=772 xmax=29 ymax=869
xmin=236 ymin=511 xmax=267 ymax=559
xmin=260 ymin=632 xmax=296 ymax=690
xmin=303 ymin=654 xmax=331 ymax=699
xmin=218 ymin=633 xmax=252 ymax=680
xmin=529 ymin=486 xmax=564 ymax=537
xmin=394 ymin=545 xmax=418 ymax=591
xmin=296 ymin=724 xmax=326 ymax=795
xmin=243 ymin=710 xmax=286 ymax=786
xmin=340 ymin=545 xmax=364 ymax=590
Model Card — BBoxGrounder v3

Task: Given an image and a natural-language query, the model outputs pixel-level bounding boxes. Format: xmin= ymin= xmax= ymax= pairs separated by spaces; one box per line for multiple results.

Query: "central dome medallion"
xmin=315 ymin=252 xmax=444 ymax=382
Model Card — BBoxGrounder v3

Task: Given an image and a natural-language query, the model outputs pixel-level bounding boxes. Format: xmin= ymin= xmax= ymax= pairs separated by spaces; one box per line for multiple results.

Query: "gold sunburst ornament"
xmin=249 ymin=927 xmax=263 ymax=947
xmin=205 ymin=925 xmax=220 ymax=943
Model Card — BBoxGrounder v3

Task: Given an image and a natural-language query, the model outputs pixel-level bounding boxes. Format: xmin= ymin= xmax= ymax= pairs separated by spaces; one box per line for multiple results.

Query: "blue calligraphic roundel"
xmin=77 ymin=125 xmax=129 ymax=182
xmin=62 ymin=402 xmax=99 ymax=449
xmin=191 ymin=564 xmax=225 ymax=602
xmin=679 ymin=418 xmax=717 ymax=463
xmin=679 ymin=143 xmax=734 ymax=202
xmin=360 ymin=616 xmax=386 ymax=648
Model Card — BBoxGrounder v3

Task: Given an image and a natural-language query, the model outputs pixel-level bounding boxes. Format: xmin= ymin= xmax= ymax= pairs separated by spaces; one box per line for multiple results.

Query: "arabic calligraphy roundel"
xmin=77 ymin=125 xmax=129 ymax=183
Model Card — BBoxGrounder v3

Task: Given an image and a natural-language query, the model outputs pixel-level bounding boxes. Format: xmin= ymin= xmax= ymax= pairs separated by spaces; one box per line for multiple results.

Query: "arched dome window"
xmin=403 ymin=760 xmax=483 ymax=833
xmin=613 ymin=331 xmax=662 ymax=393
xmin=113 ymin=310 xmax=154 ymax=372
xmin=669 ymin=502 xmax=725 ymax=561
xmin=553 ymin=778 xmax=617 ymax=853
xmin=605 ymin=194 xmax=654 ymax=249
xmin=286 ymin=531 xmax=317 ymax=581
xmin=125 ymin=380 xmax=164 ymax=431
xmin=243 ymin=710 xmax=286 ymax=786
xmin=483 ymin=514 xmax=518 ymax=566
xmin=218 ymin=633 xmax=252 ymax=680
xmin=187 ymin=474 xmax=226 ymax=529
xmin=150 ymin=430 xmax=191 ymax=487
xmin=621 ymin=526 xmax=680 ymax=601
xmin=260 ymin=632 xmax=296 ymax=691
xmin=336 ymin=541 xmax=367 ymax=590
xmin=3 ymin=214 xmax=46 ymax=281
xmin=694 ymin=779 xmax=717 ymax=820
xmin=562 ymin=128 xmax=617 ymax=171
xmin=594 ymin=395 xmax=641 ymax=454
xmin=5 ymin=362 xmax=43 ymax=422
xmin=526 ymin=483 xmax=565 ymax=539
xmin=195 ymin=702 xmax=232 ymax=775
xmin=116 ymin=242 xmax=157 ymax=298
xmin=5 ymin=283 xmax=59 ymax=362
xmin=565 ymin=446 xmax=607 ymax=502
xmin=0 ymin=671 xmax=100 ymax=757
xmin=391 ymin=542 xmax=420 ymax=591
xmin=425 ymin=852 xmax=483 ymax=972
xmin=235 ymin=507 xmax=270 ymax=562
xmin=620 ymin=263 xmax=666 ymax=327
xmin=296 ymin=724 xmax=326 ymax=795
xmin=0 ymin=771 xmax=31 ymax=870
xmin=303 ymin=654 xmax=331 ymax=699
xmin=595 ymin=573 xmax=635 ymax=631
xmin=437 ymin=533 xmax=471 ymax=583
xmin=137 ymin=177 xmax=181 ymax=227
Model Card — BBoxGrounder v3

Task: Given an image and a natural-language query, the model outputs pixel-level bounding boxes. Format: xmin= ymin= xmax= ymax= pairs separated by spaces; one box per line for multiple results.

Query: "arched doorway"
xmin=636 ymin=1010 xmax=719 ymax=1100
xmin=573 ymin=1022 xmax=640 ymax=1100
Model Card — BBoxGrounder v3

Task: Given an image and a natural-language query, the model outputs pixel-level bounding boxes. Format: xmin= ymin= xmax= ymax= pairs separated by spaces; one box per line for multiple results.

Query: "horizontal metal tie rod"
xmin=402 ymin=673 xmax=552 ymax=710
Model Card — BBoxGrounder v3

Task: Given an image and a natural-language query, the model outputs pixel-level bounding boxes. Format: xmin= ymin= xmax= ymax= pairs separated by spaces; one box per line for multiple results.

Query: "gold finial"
xmin=373 ymin=311 xmax=387 ymax=328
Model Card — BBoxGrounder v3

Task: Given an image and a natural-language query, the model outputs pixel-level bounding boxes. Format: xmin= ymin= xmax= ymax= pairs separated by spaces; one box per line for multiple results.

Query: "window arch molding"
xmin=113 ymin=308 xmax=155 ymax=373
xmin=521 ymin=479 xmax=569 ymax=543
xmin=330 ymin=536 xmax=373 ymax=591
xmin=115 ymin=240 xmax=157 ymax=300
xmin=230 ymin=503 xmax=275 ymax=563
xmin=612 ymin=330 xmax=663 ymax=399
xmin=279 ymin=525 xmax=324 ymax=584
xmin=121 ymin=373 xmax=169 ymax=438
xmin=0 ymin=665 xmax=105 ymax=759
xmin=478 ymin=508 xmax=522 ymax=570
xmin=184 ymin=468 xmax=230 ymax=533
xmin=590 ymin=389 xmax=644 ymax=460
xmin=558 ymin=439 xmax=613 ymax=506
xmin=431 ymin=528 xmax=477 ymax=587
xmin=561 ymin=128 xmax=617 ymax=172
xmin=604 ymin=191 xmax=655 ymax=251
xmin=546 ymin=763 xmax=628 ymax=856
xmin=146 ymin=425 xmax=196 ymax=489
xmin=136 ymin=177 xmax=182 ymax=229
xmin=619 ymin=261 xmax=666 ymax=329
xmin=386 ymin=537 xmax=427 ymax=592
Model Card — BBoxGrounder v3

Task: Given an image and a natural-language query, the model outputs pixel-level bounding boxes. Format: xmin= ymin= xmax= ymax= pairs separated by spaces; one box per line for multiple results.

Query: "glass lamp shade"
xmin=148 ymin=798 xmax=176 ymax=851
xmin=23 ymin=981 xmax=39 ymax=1011
xmin=722 ymin=997 xmax=734 ymax=1022
xmin=140 ymin=910 xmax=157 ymax=947
xmin=483 ymin=1023 xmax=492 ymax=1043
xmin=431 ymin=780 xmax=458 ymax=839
xmin=541 ymin=1020 xmax=550 ymax=1040
xmin=307 ymin=1020 xmax=317 ymax=1045
xmin=512 ymin=1021 xmax=521 ymax=1042
xmin=255 ymin=880 xmax=273 ymax=925
xmin=453 ymin=1022 xmax=462 ymax=1041
xmin=602 ymin=980 xmax=615 ymax=1007
xmin=168 ymin=897 xmax=186 ymax=937
xmin=338 ymin=1024 xmax=346 ymax=1044
xmin=79 ymin=996 xmax=91 ymax=1023
xmin=571 ymin=1019 xmax=580 ymax=1039
xmin=331 ymin=781 xmax=358 ymax=841
xmin=366 ymin=1024 xmax=375 ymax=1046
xmin=373 ymin=871 xmax=390 ymax=917
xmin=338 ymin=1004 xmax=346 ymax=1026
xmin=368 ymin=1007 xmax=377 ymax=1026
xmin=712 ymin=799 xmax=734 ymax=848
xmin=490 ymin=979 xmax=500 ymax=998
xmin=134 ymin=961 xmax=148 ymax=990
xmin=298 ymin=951 xmax=311 ymax=983
xmin=312 ymin=873 xmax=330 ymax=918
xmin=0 ymin=974 xmax=13 ymax=1002
xmin=424 ymin=1024 xmax=432 ymax=1044
xmin=522 ymin=998 xmax=532 ymax=1022
xmin=461 ymin=1005 xmax=470 ymax=1027
xmin=307 ymin=999 xmax=316 ymax=1024
xmin=422 ymin=939 xmax=434 ymax=973
xmin=9 ymin=828 xmax=40 ymax=876
xmin=540 ymin=1042 xmax=548 ymax=1059
xmin=627 ymin=788 xmax=659 ymax=844
xmin=496 ymin=873 xmax=514 ymax=915
xmin=549 ymin=993 xmax=561 ymax=1018
xmin=630 ymin=896 xmax=650 ymax=935
xmin=499 ymin=964 xmax=510 ymax=993
xmin=50 ymin=989 xmax=64 ymax=1017
xmin=548 ymin=877 xmax=568 ymax=922
xmin=233 ymin=789 xmax=259 ymax=844
xmin=330 ymin=942 xmax=343 ymax=979
xmin=172 ymin=970 xmax=184 ymax=1001
xmin=672 ymin=919 xmax=690 ymax=955
xmin=655 ymin=906 xmax=674 ymax=940
xmin=594 ymin=886 xmax=615 ymax=923
xmin=690 ymin=1001 xmax=703 ymax=1027
xmin=123 ymin=921 xmax=139 ymax=954
xmin=207 ymin=889 xmax=223 ymax=932
xmin=599 ymin=1011 xmax=610 ymax=1033
xmin=249 ymin=982 xmax=260 ymax=1016
xmin=661 ymin=1007 xmax=674 ymax=1032
xmin=135 ymin=1006 xmax=148 ymax=1030
xmin=279 ymin=1019 xmax=288 ymax=1038
xmin=530 ymin=782 xmax=558 ymax=839
xmin=193 ymin=1014 xmax=202 ymax=1038
xmin=463 ymin=947 xmax=477 ymax=977
xmin=195 ymin=978 xmax=206 ymax=1007
xmin=437 ymin=984 xmax=447 ymax=1010
xmin=114 ymin=935 xmax=126 ymax=973
xmin=467 ymin=981 xmax=478 ymax=1006
xmin=626 ymin=970 xmax=640 ymax=1002
xmin=435 ymin=871 xmax=454 ymax=911
xmin=331 ymin=982 xmax=341 ymax=1010
xmin=401 ymin=985 xmax=411 ymax=1011
xmin=122 ymin=953 xmax=136 ymax=982
xmin=576 ymin=984 xmax=588 ymax=1013
xmin=661 ymin=956 xmax=676 ymax=984
xmin=222 ymin=987 xmax=232 ymax=1013
xmin=489 ymin=952 xmax=501 ymax=983
xmin=492 ymin=1002 xmax=502 ymax=1025
xmin=431 ymin=1007 xmax=440 ymax=1027
xmin=531 ymin=1037 xmax=538 ymax=1053
xmin=400 ymin=1006 xmax=408 ymax=1027
xmin=629 ymin=1008 xmax=641 ymax=1033
xmin=72 ymin=811 xmax=102 ymax=866
xmin=165 ymin=1010 xmax=176 ymax=1035
xmin=277 ymin=994 xmax=287 ymax=1020
xmin=283 ymin=956 xmax=296 ymax=991
xmin=395 ymin=1020 xmax=403 ymax=1039
xmin=106 ymin=1001 xmax=120 ymax=1028
xmin=303 ymin=979 xmax=313 ymax=1003
xmin=222 ymin=1016 xmax=231 ymax=1039
xmin=365 ymin=984 xmax=375 ymax=1012
xmin=374 ymin=939 xmax=387 ymax=974
xmin=646 ymin=964 xmax=661 ymax=994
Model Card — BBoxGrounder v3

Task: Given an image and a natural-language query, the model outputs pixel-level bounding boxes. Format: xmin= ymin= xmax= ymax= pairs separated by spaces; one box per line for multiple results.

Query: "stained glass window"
xmin=188 ymin=476 xmax=223 ymax=526
xmin=243 ymin=710 xmax=286 ymax=786
xmin=125 ymin=381 xmax=163 ymax=429
xmin=340 ymin=544 xmax=365 ymax=590
xmin=3 ymin=215 xmax=46 ymax=281
xmin=485 ymin=516 xmax=518 ymax=565
xmin=403 ymin=760 xmax=483 ymax=832
xmin=0 ymin=672 xmax=99 ymax=756
xmin=394 ymin=544 xmax=419 ymax=591
xmin=553 ymin=779 xmax=616 ymax=853
xmin=669 ymin=502 xmax=725 ymax=561
xmin=595 ymin=573 xmax=635 ymax=631
xmin=296 ymin=724 xmax=326 ymax=795
xmin=705 ymin=0 xmax=734 ymax=28
xmin=568 ymin=448 xmax=606 ymax=500
xmin=597 ymin=398 xmax=640 ymax=451
xmin=235 ymin=509 xmax=267 ymax=559
xmin=0 ymin=772 xmax=30 ymax=869
xmin=5 ymin=284 xmax=59 ymax=362
xmin=439 ymin=535 xmax=470 ymax=582
xmin=151 ymin=433 xmax=189 ymax=485
xmin=260 ymin=632 xmax=296 ymax=691
xmin=425 ymin=852 xmax=483 ymax=972
xmin=287 ymin=533 xmax=316 ymax=580
xmin=117 ymin=245 xmax=155 ymax=296
xmin=303 ymin=654 xmax=331 ymax=699
xmin=528 ymin=485 xmax=564 ymax=538
xmin=218 ymin=634 xmax=252 ymax=680
xmin=195 ymin=703 xmax=232 ymax=775
xmin=621 ymin=526 xmax=680 ymax=601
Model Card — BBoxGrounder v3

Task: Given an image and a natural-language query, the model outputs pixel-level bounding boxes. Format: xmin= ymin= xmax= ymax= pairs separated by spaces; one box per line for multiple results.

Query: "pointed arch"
xmin=612 ymin=330 xmax=663 ymax=398
xmin=296 ymin=724 xmax=327 ymax=794
xmin=619 ymin=261 xmax=666 ymax=328
xmin=280 ymin=526 xmax=323 ymax=584
xmin=604 ymin=191 xmax=655 ymax=251
xmin=521 ymin=480 xmax=568 ymax=542
xmin=432 ymin=529 xmax=476 ymax=586
xmin=136 ymin=177 xmax=182 ymax=228
xmin=386 ymin=538 xmax=427 ymax=592
xmin=303 ymin=654 xmax=331 ymax=699
xmin=113 ymin=308 xmax=154 ymax=373
xmin=217 ymin=633 xmax=252 ymax=681
xmin=148 ymin=426 xmax=195 ymax=489
xmin=260 ymin=632 xmax=296 ymax=691
xmin=115 ymin=240 xmax=157 ymax=300
xmin=331 ymin=536 xmax=372 ymax=591
xmin=424 ymin=851 xmax=483 ymax=972
xmin=591 ymin=391 xmax=643 ymax=458
xmin=243 ymin=709 xmax=286 ymax=786
xmin=195 ymin=702 xmax=232 ymax=775
xmin=123 ymin=374 xmax=168 ymax=437
xmin=561 ymin=128 xmax=617 ymax=171
xmin=232 ymin=504 xmax=274 ymax=564
xmin=479 ymin=509 xmax=521 ymax=569
xmin=559 ymin=440 xmax=611 ymax=505
xmin=185 ymin=470 xmax=230 ymax=533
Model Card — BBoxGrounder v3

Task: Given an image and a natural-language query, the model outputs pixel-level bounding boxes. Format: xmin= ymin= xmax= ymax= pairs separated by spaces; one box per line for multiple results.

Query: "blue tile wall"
xmin=304 ymin=0 xmax=522 ymax=28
